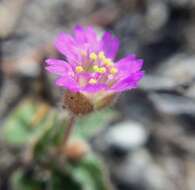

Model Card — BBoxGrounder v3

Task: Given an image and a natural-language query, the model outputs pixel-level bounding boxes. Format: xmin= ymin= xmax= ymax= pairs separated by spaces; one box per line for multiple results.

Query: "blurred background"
xmin=1 ymin=0 xmax=195 ymax=190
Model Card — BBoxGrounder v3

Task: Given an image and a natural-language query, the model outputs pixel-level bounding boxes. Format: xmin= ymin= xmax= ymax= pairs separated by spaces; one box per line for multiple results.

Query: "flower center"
xmin=75 ymin=51 xmax=118 ymax=88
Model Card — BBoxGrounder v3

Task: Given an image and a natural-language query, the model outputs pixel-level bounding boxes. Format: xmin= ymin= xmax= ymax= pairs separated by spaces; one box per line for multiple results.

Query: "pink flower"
xmin=45 ymin=25 xmax=144 ymax=94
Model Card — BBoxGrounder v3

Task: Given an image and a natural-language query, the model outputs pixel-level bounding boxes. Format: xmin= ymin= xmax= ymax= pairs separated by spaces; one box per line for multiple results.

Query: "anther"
xmin=110 ymin=67 xmax=118 ymax=74
xmin=98 ymin=67 xmax=106 ymax=73
xmin=89 ymin=52 xmax=97 ymax=60
xmin=103 ymin=58 xmax=113 ymax=66
xmin=93 ymin=65 xmax=99 ymax=71
xmin=98 ymin=51 xmax=105 ymax=60
xmin=88 ymin=78 xmax=97 ymax=84
xmin=76 ymin=66 xmax=84 ymax=73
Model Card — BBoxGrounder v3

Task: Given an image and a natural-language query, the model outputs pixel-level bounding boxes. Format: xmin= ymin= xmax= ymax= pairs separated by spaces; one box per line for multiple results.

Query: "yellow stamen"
xmin=103 ymin=58 xmax=113 ymax=66
xmin=93 ymin=66 xmax=106 ymax=73
xmin=93 ymin=65 xmax=99 ymax=71
xmin=89 ymin=52 xmax=97 ymax=60
xmin=76 ymin=66 xmax=84 ymax=73
xmin=98 ymin=51 xmax=105 ymax=60
xmin=98 ymin=67 xmax=106 ymax=73
xmin=110 ymin=67 xmax=118 ymax=74
xmin=89 ymin=78 xmax=97 ymax=84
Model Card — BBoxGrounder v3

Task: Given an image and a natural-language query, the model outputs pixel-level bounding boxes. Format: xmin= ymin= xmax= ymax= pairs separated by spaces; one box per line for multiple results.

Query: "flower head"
xmin=45 ymin=25 xmax=144 ymax=94
xmin=45 ymin=25 xmax=144 ymax=114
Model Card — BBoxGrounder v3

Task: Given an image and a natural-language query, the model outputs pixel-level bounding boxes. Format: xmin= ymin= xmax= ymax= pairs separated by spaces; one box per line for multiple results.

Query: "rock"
xmin=186 ymin=159 xmax=195 ymax=190
xmin=185 ymin=21 xmax=195 ymax=53
xmin=145 ymin=0 xmax=169 ymax=31
xmin=0 ymin=79 xmax=21 ymax=121
xmin=89 ymin=4 xmax=120 ymax=27
xmin=185 ymin=84 xmax=195 ymax=99
xmin=111 ymin=149 xmax=174 ymax=190
xmin=114 ymin=14 xmax=144 ymax=54
xmin=106 ymin=121 xmax=148 ymax=150
xmin=1 ymin=0 xmax=96 ymax=77
xmin=169 ymin=0 xmax=195 ymax=7
xmin=162 ymin=156 xmax=188 ymax=190
xmin=140 ymin=75 xmax=180 ymax=91
xmin=95 ymin=121 xmax=148 ymax=157
xmin=0 ymin=0 xmax=27 ymax=38
xmin=1 ymin=41 xmax=55 ymax=77
xmin=156 ymin=53 xmax=195 ymax=84
xmin=15 ymin=0 xmax=95 ymax=34
xmin=148 ymin=93 xmax=195 ymax=115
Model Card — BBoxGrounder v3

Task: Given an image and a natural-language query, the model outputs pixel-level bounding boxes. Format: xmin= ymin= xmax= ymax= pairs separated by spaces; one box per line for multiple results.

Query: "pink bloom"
xmin=45 ymin=25 xmax=144 ymax=93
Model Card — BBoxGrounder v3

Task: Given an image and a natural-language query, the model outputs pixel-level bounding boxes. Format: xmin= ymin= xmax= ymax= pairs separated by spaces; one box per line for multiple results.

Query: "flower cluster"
xmin=45 ymin=25 xmax=144 ymax=94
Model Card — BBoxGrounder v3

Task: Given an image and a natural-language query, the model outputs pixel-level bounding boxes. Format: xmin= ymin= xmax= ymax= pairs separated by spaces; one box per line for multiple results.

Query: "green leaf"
xmin=2 ymin=99 xmax=56 ymax=145
xmin=49 ymin=170 xmax=82 ymax=190
xmin=75 ymin=108 xmax=117 ymax=139
xmin=71 ymin=153 xmax=111 ymax=190
xmin=3 ymin=99 xmax=115 ymax=190
xmin=11 ymin=170 xmax=45 ymax=190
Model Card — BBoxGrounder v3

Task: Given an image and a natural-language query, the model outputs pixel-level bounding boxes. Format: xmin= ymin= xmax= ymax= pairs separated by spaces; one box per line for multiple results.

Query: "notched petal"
xmin=45 ymin=59 xmax=73 ymax=76
xmin=111 ymin=71 xmax=144 ymax=92
xmin=101 ymin=32 xmax=120 ymax=60
xmin=55 ymin=76 xmax=78 ymax=92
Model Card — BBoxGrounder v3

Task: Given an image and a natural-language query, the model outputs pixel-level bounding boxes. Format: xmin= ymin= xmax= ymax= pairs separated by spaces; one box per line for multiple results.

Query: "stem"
xmin=62 ymin=114 xmax=76 ymax=149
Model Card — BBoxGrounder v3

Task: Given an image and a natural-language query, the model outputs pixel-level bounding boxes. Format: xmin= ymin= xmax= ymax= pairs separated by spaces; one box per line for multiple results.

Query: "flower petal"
xmin=45 ymin=59 xmax=73 ymax=76
xmin=45 ymin=25 xmax=144 ymax=94
xmin=74 ymin=25 xmax=87 ymax=44
xmin=101 ymin=32 xmax=120 ymax=60
xmin=55 ymin=33 xmax=74 ymax=54
xmin=110 ymin=71 xmax=144 ymax=92
xmin=55 ymin=33 xmax=79 ymax=63
xmin=74 ymin=25 xmax=98 ymax=44
xmin=81 ymin=84 xmax=107 ymax=93
xmin=116 ymin=55 xmax=143 ymax=74
xmin=85 ymin=26 xmax=98 ymax=44
xmin=55 ymin=76 xmax=79 ymax=92
xmin=74 ymin=25 xmax=99 ymax=52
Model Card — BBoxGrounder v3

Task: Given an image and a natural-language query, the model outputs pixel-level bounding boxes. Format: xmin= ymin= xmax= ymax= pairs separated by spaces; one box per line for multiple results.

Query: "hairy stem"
xmin=62 ymin=114 xmax=76 ymax=149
